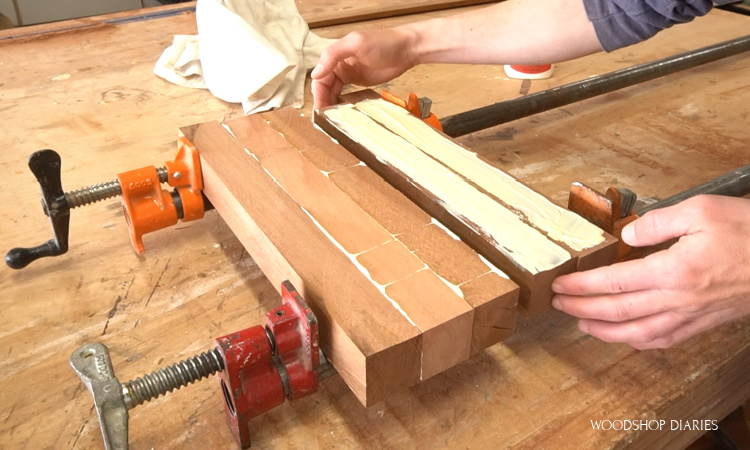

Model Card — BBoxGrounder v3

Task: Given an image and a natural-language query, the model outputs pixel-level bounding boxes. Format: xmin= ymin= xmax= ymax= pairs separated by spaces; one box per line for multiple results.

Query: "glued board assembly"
xmin=314 ymin=92 xmax=617 ymax=315
xmin=187 ymin=108 xmax=519 ymax=406
xmin=261 ymin=107 xmax=518 ymax=356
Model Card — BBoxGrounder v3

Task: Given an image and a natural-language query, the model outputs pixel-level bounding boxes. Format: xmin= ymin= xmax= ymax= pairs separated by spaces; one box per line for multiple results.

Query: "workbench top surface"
xmin=1 ymin=3 xmax=749 ymax=449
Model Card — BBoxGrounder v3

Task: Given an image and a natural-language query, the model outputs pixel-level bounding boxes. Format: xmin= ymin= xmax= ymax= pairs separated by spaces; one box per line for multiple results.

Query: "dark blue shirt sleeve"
xmin=583 ymin=0 xmax=737 ymax=51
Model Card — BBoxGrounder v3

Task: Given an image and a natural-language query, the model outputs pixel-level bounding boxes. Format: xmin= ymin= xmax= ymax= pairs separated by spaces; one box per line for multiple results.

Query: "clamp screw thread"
xmin=64 ymin=167 xmax=169 ymax=209
xmin=123 ymin=347 xmax=224 ymax=409
xmin=65 ymin=180 xmax=121 ymax=208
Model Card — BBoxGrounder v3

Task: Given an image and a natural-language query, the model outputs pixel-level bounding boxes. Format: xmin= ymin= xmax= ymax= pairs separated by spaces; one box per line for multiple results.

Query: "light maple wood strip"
xmin=344 ymin=92 xmax=619 ymax=293
xmin=186 ymin=120 xmax=422 ymax=406
xmin=265 ymin=109 xmax=519 ymax=355
xmin=315 ymin=105 xmax=577 ymax=316
xmin=225 ymin=114 xmax=478 ymax=380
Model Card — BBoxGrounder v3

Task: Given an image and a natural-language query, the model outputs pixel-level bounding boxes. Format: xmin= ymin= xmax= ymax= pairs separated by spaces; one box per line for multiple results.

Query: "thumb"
xmin=311 ymin=52 xmax=335 ymax=80
xmin=621 ymin=202 xmax=693 ymax=247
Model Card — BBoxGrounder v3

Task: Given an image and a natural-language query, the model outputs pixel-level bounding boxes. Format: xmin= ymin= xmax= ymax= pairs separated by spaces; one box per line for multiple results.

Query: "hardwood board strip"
xmin=386 ymin=270 xmax=473 ymax=379
xmin=397 ymin=223 xmax=518 ymax=354
xmin=263 ymin=108 xmax=360 ymax=173
xmin=328 ymin=165 xmax=433 ymax=237
xmin=332 ymin=167 xmax=518 ymax=352
xmin=304 ymin=0 xmax=498 ymax=28
xmin=460 ymin=273 xmax=518 ymax=355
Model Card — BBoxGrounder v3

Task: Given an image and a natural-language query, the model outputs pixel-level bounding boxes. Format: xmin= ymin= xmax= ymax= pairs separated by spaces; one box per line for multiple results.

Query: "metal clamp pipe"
xmin=440 ymin=34 xmax=750 ymax=138
xmin=635 ymin=164 xmax=750 ymax=215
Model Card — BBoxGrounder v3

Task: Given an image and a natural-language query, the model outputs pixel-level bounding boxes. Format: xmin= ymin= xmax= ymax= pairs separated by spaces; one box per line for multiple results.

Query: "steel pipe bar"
xmin=635 ymin=164 xmax=750 ymax=215
xmin=440 ymin=34 xmax=750 ymax=138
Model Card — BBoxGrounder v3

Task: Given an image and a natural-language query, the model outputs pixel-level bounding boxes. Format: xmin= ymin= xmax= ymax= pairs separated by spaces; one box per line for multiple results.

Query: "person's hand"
xmin=551 ymin=195 xmax=750 ymax=350
xmin=311 ymin=28 xmax=418 ymax=109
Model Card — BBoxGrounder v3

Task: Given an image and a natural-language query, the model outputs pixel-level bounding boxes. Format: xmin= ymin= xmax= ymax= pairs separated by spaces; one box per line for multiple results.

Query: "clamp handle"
xmin=8 ymin=138 xmax=209 ymax=267
xmin=69 ymin=343 xmax=129 ymax=450
xmin=6 ymin=149 xmax=70 ymax=269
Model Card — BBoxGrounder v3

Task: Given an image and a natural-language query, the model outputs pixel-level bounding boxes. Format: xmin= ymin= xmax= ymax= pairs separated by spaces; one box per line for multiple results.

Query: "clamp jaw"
xmin=70 ymin=281 xmax=331 ymax=449
xmin=567 ymin=166 xmax=750 ymax=262
xmin=568 ymin=183 xmax=641 ymax=261
xmin=6 ymin=136 xmax=207 ymax=268
xmin=217 ymin=281 xmax=322 ymax=446
xmin=8 ymin=91 xmax=438 ymax=270
xmin=381 ymin=90 xmax=443 ymax=132
xmin=118 ymin=136 xmax=206 ymax=254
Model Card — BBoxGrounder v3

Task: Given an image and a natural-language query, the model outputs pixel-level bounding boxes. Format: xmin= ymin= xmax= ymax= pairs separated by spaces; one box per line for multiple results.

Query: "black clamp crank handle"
xmin=6 ymin=149 xmax=70 ymax=269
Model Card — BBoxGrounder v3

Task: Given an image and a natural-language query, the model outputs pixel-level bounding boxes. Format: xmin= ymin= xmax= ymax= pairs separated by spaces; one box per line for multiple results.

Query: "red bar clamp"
xmin=215 ymin=280 xmax=320 ymax=448
xmin=71 ymin=281 xmax=329 ymax=449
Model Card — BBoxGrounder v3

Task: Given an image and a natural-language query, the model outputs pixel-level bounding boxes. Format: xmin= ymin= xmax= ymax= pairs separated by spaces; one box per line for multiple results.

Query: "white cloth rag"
xmin=153 ymin=0 xmax=333 ymax=114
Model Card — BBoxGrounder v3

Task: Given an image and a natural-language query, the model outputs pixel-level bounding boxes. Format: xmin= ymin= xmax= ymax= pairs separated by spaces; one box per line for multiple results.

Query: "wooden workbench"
xmin=1 ymin=2 xmax=749 ymax=448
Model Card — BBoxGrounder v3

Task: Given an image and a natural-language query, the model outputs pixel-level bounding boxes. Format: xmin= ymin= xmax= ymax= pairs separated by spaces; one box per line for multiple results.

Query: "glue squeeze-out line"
xmin=223 ymin=123 xmax=421 ymax=328
xmin=354 ymin=99 xmax=606 ymax=252
xmin=223 ymin=119 xmax=493 ymax=349
xmin=324 ymin=104 xmax=572 ymax=275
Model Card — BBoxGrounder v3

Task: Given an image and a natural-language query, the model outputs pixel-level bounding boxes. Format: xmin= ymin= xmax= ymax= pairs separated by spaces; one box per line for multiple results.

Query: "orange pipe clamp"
xmin=568 ymin=182 xmax=643 ymax=262
xmin=118 ymin=136 xmax=205 ymax=254
xmin=381 ymin=90 xmax=443 ymax=132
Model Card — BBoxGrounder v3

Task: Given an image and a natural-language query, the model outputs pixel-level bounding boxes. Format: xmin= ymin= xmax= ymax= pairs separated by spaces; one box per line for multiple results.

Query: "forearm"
xmin=401 ymin=0 xmax=602 ymax=66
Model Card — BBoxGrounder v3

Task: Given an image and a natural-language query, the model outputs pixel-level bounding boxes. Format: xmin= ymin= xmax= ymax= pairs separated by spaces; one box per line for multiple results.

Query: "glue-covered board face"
xmin=352 ymin=99 xmax=606 ymax=252
xmin=315 ymin=92 xmax=617 ymax=315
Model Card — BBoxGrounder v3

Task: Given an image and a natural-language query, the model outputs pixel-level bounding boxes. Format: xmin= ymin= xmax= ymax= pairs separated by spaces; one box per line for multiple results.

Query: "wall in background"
xmin=1 ymin=0 xmax=144 ymax=26
xmin=0 ymin=0 xmax=18 ymax=26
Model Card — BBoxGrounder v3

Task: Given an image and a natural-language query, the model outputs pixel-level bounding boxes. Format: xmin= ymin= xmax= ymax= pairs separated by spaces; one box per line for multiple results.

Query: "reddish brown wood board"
xmin=185 ymin=120 xmax=422 ymax=406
